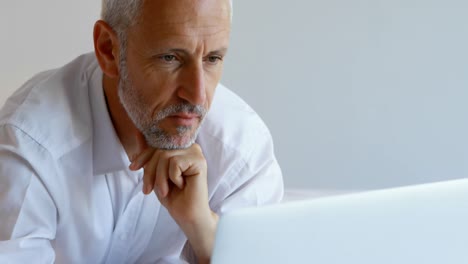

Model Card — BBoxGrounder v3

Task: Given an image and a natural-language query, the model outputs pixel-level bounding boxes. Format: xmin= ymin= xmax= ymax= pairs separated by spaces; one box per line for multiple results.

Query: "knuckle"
xmin=168 ymin=155 xmax=180 ymax=164
xmin=158 ymin=151 xmax=170 ymax=159
xmin=191 ymin=143 xmax=202 ymax=152
xmin=168 ymin=156 xmax=184 ymax=170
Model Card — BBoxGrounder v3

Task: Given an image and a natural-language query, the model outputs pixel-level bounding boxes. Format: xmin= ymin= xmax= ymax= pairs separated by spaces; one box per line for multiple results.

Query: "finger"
xmin=168 ymin=156 xmax=185 ymax=189
xmin=142 ymin=151 xmax=159 ymax=195
xmin=135 ymin=131 xmax=147 ymax=151
xmin=156 ymin=153 xmax=170 ymax=198
xmin=130 ymin=147 xmax=154 ymax=171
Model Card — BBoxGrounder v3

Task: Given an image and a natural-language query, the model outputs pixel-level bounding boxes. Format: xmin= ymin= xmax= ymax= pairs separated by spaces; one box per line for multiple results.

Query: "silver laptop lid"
xmin=212 ymin=178 xmax=468 ymax=264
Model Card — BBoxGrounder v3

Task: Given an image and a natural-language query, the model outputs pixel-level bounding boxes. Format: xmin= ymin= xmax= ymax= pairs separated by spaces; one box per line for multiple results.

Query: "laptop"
xmin=211 ymin=178 xmax=468 ymax=264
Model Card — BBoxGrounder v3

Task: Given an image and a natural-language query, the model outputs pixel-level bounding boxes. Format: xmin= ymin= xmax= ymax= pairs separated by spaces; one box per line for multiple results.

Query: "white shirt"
xmin=0 ymin=53 xmax=283 ymax=263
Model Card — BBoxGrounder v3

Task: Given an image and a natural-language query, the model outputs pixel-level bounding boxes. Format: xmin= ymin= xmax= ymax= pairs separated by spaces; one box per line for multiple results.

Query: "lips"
xmin=167 ymin=112 xmax=201 ymax=126
xmin=171 ymin=113 xmax=200 ymax=119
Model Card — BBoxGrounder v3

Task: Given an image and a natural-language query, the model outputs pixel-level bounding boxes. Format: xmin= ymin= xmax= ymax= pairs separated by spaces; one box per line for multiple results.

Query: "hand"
xmin=130 ymin=143 xmax=209 ymax=221
xmin=129 ymin=143 xmax=217 ymax=264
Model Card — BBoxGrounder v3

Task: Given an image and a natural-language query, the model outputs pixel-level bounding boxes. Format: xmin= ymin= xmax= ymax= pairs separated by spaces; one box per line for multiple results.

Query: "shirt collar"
xmin=89 ymin=67 xmax=130 ymax=176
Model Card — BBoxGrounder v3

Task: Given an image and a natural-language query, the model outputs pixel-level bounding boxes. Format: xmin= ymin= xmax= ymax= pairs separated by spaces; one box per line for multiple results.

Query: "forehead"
xmin=134 ymin=0 xmax=231 ymax=37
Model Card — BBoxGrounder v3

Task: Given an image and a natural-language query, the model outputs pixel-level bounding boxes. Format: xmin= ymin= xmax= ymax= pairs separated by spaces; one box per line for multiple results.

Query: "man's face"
xmin=118 ymin=0 xmax=231 ymax=149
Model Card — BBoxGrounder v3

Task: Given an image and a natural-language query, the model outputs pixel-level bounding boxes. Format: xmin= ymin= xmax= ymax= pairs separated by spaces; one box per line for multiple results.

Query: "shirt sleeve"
xmin=0 ymin=124 xmax=57 ymax=263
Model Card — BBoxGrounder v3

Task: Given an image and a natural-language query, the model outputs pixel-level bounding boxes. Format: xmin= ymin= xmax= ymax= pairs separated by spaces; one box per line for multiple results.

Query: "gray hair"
xmin=101 ymin=0 xmax=233 ymax=38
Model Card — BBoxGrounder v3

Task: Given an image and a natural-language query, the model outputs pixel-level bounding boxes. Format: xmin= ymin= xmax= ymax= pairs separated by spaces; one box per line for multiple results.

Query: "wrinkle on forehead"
xmin=130 ymin=0 xmax=231 ymax=39
xmin=138 ymin=0 xmax=231 ymax=27
xmin=152 ymin=27 xmax=231 ymax=39
xmin=126 ymin=0 xmax=230 ymax=57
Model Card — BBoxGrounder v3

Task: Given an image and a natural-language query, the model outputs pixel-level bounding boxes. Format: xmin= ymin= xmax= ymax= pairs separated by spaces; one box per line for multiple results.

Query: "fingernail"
xmin=145 ymin=185 xmax=153 ymax=194
xmin=142 ymin=184 xmax=149 ymax=195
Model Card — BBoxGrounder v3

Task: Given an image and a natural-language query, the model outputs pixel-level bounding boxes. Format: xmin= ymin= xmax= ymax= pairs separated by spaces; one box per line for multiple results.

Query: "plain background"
xmin=1 ymin=1 xmax=467 ymax=191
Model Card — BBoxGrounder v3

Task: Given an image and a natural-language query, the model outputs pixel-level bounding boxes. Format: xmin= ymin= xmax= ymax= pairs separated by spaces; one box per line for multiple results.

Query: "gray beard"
xmin=116 ymin=57 xmax=206 ymax=150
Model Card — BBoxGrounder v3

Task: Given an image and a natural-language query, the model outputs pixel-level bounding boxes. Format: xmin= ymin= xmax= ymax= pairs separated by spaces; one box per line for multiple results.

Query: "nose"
xmin=177 ymin=62 xmax=206 ymax=106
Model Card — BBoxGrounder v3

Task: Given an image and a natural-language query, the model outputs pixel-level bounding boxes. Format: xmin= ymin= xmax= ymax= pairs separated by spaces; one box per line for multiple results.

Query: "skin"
xmin=93 ymin=0 xmax=231 ymax=263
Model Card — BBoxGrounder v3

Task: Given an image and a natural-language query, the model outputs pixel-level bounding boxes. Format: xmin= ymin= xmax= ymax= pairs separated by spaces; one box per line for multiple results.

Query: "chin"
xmin=168 ymin=134 xmax=196 ymax=149
xmin=145 ymin=130 xmax=197 ymax=150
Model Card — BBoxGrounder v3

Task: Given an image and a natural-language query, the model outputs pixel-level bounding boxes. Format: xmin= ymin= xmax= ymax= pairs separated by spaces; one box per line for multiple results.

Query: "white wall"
xmin=222 ymin=0 xmax=468 ymax=190
xmin=2 ymin=1 xmax=467 ymax=191
xmin=0 ymin=1 xmax=100 ymax=103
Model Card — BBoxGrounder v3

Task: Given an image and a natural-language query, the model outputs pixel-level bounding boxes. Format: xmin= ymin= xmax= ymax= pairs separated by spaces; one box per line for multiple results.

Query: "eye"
xmin=159 ymin=54 xmax=178 ymax=63
xmin=205 ymin=55 xmax=223 ymax=65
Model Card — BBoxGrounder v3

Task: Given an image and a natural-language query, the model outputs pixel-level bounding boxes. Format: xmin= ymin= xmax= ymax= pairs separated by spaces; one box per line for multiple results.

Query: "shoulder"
xmin=197 ymin=83 xmax=277 ymax=182
xmin=199 ymin=84 xmax=272 ymax=156
xmin=0 ymin=53 xmax=98 ymax=158
xmin=198 ymin=84 xmax=284 ymax=209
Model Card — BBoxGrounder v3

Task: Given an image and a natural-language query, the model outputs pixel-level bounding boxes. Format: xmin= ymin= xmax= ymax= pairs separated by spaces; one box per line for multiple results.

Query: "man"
xmin=0 ymin=0 xmax=283 ymax=263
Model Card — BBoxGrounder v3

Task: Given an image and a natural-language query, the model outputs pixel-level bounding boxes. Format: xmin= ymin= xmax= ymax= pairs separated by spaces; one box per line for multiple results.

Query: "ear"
xmin=93 ymin=20 xmax=120 ymax=78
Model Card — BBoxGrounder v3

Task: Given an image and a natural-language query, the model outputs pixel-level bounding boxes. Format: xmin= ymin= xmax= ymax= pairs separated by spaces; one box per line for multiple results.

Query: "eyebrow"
xmin=164 ymin=47 xmax=229 ymax=56
xmin=208 ymin=47 xmax=229 ymax=55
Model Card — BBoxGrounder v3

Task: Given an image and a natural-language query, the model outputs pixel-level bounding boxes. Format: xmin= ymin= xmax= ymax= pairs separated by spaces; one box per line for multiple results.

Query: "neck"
xmin=102 ymin=74 xmax=148 ymax=158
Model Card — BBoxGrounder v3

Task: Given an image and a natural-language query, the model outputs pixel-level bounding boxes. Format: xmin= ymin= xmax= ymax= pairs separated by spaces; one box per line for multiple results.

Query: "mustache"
xmin=155 ymin=103 xmax=207 ymax=121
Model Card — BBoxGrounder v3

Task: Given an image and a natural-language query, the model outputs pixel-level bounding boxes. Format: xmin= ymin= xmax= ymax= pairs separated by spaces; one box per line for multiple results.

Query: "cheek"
xmin=204 ymin=84 xmax=217 ymax=110
xmin=133 ymin=72 xmax=176 ymax=104
xmin=126 ymin=55 xmax=175 ymax=101
xmin=202 ymin=68 xmax=224 ymax=109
